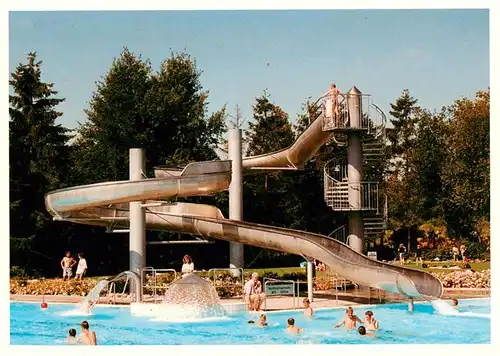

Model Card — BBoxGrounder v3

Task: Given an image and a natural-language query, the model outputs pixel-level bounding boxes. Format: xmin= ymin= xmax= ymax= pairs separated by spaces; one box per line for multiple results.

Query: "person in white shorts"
xmin=75 ymin=253 xmax=88 ymax=280
xmin=61 ymin=251 xmax=76 ymax=281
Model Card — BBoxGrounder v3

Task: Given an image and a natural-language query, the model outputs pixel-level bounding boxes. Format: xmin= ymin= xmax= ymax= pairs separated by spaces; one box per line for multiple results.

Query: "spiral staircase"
xmin=319 ymin=88 xmax=388 ymax=250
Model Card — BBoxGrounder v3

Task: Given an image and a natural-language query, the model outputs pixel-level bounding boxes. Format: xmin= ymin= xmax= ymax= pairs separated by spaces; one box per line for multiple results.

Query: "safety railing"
xmin=141 ymin=267 xmax=178 ymax=304
xmin=328 ymin=225 xmax=348 ymax=244
xmin=324 ymin=177 xmax=380 ymax=212
xmin=263 ymin=278 xmax=298 ymax=310
xmin=106 ymin=278 xmax=131 ymax=304
xmin=209 ymin=268 xmax=245 ymax=300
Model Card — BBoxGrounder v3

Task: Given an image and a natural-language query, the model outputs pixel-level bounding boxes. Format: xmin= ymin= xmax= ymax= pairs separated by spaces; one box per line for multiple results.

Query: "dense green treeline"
xmin=9 ymin=50 xmax=490 ymax=277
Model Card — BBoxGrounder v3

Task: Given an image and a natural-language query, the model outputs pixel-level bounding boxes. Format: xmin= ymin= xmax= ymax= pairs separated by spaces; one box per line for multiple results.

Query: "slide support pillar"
xmin=229 ymin=128 xmax=244 ymax=276
xmin=129 ymin=148 xmax=146 ymax=302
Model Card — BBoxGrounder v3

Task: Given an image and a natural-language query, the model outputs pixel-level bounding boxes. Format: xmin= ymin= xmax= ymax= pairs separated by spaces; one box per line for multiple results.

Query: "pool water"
xmin=10 ymin=299 xmax=490 ymax=345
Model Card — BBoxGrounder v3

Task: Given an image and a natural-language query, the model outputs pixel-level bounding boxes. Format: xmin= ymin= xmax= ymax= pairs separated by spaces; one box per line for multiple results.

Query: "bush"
xmin=464 ymin=242 xmax=489 ymax=260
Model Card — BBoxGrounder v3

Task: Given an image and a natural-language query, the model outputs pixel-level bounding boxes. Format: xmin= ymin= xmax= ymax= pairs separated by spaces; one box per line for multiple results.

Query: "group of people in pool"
xmin=65 ymin=320 xmax=97 ymax=345
xmin=248 ymin=298 xmax=380 ymax=337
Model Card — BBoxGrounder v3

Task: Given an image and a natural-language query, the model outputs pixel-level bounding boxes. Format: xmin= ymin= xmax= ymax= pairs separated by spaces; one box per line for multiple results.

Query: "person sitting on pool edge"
xmin=303 ymin=298 xmax=313 ymax=318
xmin=79 ymin=321 xmax=97 ymax=346
xmin=286 ymin=317 xmax=303 ymax=334
xmin=334 ymin=306 xmax=363 ymax=330
xmin=244 ymin=272 xmax=267 ymax=312
xmin=364 ymin=310 xmax=379 ymax=330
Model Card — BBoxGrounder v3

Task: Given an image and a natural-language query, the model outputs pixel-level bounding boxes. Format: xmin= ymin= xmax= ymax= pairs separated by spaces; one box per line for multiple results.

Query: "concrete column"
xmin=348 ymin=212 xmax=364 ymax=253
xmin=347 ymin=134 xmax=363 ymax=210
xmin=129 ymin=148 xmax=146 ymax=302
xmin=346 ymin=86 xmax=365 ymax=253
xmin=307 ymin=261 xmax=314 ymax=302
xmin=346 ymin=86 xmax=362 ymax=128
xmin=228 ymin=128 xmax=244 ymax=275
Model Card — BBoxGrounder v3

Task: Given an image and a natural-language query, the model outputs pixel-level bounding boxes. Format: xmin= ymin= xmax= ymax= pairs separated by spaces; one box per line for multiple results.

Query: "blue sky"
xmin=9 ymin=9 xmax=489 ymax=130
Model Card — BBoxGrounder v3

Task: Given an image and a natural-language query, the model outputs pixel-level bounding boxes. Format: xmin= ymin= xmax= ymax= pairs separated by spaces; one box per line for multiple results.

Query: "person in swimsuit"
xmin=323 ymin=83 xmax=346 ymax=128
xmin=61 ymin=251 xmax=76 ymax=281
xmin=364 ymin=311 xmax=379 ymax=330
xmin=286 ymin=317 xmax=303 ymax=334
xmin=451 ymin=298 xmax=458 ymax=308
xmin=79 ymin=321 xmax=97 ymax=345
xmin=258 ymin=314 xmax=268 ymax=327
xmin=303 ymin=298 xmax=313 ymax=318
xmin=66 ymin=328 xmax=78 ymax=344
xmin=358 ymin=326 xmax=377 ymax=337
xmin=334 ymin=306 xmax=363 ymax=330
xmin=244 ymin=272 xmax=267 ymax=311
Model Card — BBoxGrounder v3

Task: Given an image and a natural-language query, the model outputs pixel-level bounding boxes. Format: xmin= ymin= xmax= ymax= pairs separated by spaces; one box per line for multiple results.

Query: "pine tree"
xmin=387 ymin=89 xmax=418 ymax=165
xmin=386 ymin=89 xmax=420 ymax=251
xmin=9 ymin=52 xmax=72 ymax=271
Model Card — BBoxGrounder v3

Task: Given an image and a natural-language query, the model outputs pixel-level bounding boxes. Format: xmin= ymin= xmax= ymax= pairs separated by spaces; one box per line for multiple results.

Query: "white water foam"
xmin=59 ymin=309 xmax=92 ymax=317
xmin=150 ymin=315 xmax=231 ymax=323
xmin=431 ymin=299 xmax=490 ymax=319
xmin=431 ymin=299 xmax=459 ymax=315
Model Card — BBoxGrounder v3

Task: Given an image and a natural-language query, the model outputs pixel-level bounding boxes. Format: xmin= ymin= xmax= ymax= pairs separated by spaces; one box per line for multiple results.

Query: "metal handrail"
xmin=141 ymin=267 xmax=177 ymax=303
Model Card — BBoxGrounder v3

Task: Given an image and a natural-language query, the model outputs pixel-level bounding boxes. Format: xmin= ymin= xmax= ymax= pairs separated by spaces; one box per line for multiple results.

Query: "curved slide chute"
xmin=45 ymin=112 xmax=443 ymax=301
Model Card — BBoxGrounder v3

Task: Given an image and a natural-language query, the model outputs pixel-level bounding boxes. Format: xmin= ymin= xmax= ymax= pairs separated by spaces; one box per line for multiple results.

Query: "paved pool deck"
xmin=10 ymin=288 xmax=489 ymax=311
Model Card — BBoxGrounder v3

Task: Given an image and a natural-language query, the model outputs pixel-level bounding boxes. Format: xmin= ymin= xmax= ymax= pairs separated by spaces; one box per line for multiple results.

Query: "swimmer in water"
xmin=259 ymin=314 xmax=268 ymax=327
xmin=79 ymin=320 xmax=97 ymax=346
xmin=364 ymin=310 xmax=379 ymax=330
xmin=451 ymin=298 xmax=458 ymax=308
xmin=286 ymin=317 xmax=303 ymax=334
xmin=358 ymin=326 xmax=377 ymax=337
xmin=66 ymin=328 xmax=78 ymax=344
xmin=334 ymin=306 xmax=363 ymax=330
xmin=303 ymin=298 xmax=313 ymax=318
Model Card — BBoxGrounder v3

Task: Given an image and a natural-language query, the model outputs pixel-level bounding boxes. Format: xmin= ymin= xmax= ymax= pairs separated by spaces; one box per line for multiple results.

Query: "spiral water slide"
xmin=45 ymin=112 xmax=443 ymax=300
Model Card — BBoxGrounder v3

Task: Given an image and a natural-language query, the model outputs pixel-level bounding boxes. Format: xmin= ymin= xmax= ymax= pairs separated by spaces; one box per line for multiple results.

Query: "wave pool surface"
xmin=10 ymin=299 xmax=490 ymax=345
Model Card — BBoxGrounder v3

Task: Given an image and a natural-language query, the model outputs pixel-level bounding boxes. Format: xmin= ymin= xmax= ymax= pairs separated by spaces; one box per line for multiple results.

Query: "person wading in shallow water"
xmin=334 ymin=307 xmax=363 ymax=330
xmin=79 ymin=321 xmax=97 ymax=345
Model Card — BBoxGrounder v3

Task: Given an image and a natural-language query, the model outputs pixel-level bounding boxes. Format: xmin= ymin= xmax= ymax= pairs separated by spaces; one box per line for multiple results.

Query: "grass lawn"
xmin=246 ymin=260 xmax=490 ymax=277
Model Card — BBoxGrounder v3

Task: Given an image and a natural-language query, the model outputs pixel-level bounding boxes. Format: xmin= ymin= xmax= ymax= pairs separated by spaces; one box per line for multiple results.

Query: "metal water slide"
xmin=45 ymin=112 xmax=443 ymax=301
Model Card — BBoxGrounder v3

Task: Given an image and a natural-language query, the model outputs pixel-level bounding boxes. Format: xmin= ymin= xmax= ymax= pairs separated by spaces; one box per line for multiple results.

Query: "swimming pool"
xmin=10 ymin=299 xmax=490 ymax=345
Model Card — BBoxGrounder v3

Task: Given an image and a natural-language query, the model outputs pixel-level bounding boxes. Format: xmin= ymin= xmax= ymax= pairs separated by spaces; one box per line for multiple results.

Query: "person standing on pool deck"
xmin=181 ymin=254 xmax=194 ymax=275
xmin=75 ymin=253 xmax=87 ymax=280
xmin=79 ymin=321 xmax=97 ymax=345
xmin=398 ymin=244 xmax=407 ymax=265
xmin=61 ymin=251 xmax=76 ymax=281
xmin=334 ymin=307 xmax=363 ymax=330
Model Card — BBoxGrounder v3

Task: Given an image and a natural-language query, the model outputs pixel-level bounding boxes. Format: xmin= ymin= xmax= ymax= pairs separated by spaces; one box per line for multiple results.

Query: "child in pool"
xmin=66 ymin=328 xmax=78 ymax=344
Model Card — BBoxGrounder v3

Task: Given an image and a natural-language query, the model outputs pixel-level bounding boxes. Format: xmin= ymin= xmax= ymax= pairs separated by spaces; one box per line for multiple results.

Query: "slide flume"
xmin=45 ymin=112 xmax=443 ymax=300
